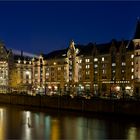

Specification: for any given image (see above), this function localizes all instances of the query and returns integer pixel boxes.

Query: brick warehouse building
[0,20,139,97]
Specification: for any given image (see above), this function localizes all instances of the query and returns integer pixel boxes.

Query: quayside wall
[0,94,139,115]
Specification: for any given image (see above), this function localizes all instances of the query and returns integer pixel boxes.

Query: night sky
[0,1,140,55]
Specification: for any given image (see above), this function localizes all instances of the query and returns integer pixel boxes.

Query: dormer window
[24,60,26,64]
[62,54,66,56]
[18,59,21,63]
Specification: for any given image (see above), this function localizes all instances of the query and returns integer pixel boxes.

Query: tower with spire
[67,40,79,94]
[133,18,140,94]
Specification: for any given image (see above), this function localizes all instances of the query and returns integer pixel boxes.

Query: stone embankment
[0,94,139,115]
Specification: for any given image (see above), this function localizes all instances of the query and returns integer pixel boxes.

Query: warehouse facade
[0,20,139,97]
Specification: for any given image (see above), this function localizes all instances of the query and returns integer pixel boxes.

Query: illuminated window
[25,71,30,75]
[78,74,82,80]
[131,75,134,79]
[24,60,26,64]
[94,64,98,68]
[85,59,90,63]
[102,64,106,68]
[112,63,116,66]
[69,60,72,65]
[62,54,66,56]
[112,70,115,73]
[94,71,98,74]
[131,54,134,59]
[86,65,90,69]
[94,58,98,62]
[79,59,82,63]
[18,59,21,63]
[102,57,104,61]
[122,70,124,73]
[86,71,90,75]
[79,65,82,69]
[122,62,126,66]
[131,68,134,72]
[131,62,134,65]
[54,62,56,65]
[46,72,49,76]
[69,71,72,75]
[58,67,61,70]
[103,70,106,74]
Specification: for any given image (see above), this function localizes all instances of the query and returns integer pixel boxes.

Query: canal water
[0,104,140,140]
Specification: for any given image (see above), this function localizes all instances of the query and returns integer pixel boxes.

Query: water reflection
[0,105,140,139]
[0,108,5,140]
[21,111,32,140]
[45,116,51,139]
[51,119,60,140]
[61,117,107,139]
[128,126,137,140]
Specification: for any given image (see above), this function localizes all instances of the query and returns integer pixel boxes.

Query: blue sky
[0,1,139,54]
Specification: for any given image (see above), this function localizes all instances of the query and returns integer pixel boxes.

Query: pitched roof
[134,19,140,39]
[126,40,134,51]
[12,49,36,62]
[13,54,33,63]
[42,39,134,60]
[96,42,111,54]
[75,43,94,56]
[42,49,68,60]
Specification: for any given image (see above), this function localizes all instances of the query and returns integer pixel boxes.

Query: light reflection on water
[0,108,5,140]
[0,105,140,139]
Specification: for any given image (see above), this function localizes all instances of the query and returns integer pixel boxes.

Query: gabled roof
[96,42,111,54]
[75,43,94,56]
[14,54,32,61]
[13,49,36,62]
[42,39,134,60]
[98,40,134,54]
[42,49,68,60]
[0,41,9,54]
[134,19,140,39]
[127,40,134,51]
